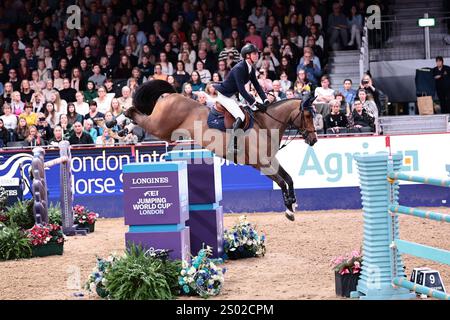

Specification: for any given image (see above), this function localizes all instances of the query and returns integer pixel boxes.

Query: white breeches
[215,92,245,121]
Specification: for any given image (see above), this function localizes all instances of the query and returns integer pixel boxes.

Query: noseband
[288,104,317,140]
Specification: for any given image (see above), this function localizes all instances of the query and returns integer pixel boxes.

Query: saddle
[207,105,254,132]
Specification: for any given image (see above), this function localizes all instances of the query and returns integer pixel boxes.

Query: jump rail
[352,153,450,300]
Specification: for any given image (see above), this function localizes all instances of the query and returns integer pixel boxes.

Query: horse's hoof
[285,210,295,221]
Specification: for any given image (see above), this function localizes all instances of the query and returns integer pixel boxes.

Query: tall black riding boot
[227,117,244,155]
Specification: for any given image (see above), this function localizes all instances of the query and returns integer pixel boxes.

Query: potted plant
[26,223,65,257]
[223,215,266,260]
[73,205,98,233]
[331,249,362,297]
[85,254,119,299]
[179,246,226,298]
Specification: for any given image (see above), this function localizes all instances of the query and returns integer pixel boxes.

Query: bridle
[259,99,317,150]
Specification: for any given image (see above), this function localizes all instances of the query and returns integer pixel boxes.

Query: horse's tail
[133,79,177,115]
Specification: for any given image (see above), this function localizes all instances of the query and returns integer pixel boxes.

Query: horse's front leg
[258,164,295,221]
[277,164,296,205]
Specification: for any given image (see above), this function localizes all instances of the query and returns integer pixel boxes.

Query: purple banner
[123,171,188,225]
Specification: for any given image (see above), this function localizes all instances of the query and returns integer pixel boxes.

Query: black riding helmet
[241,43,258,59]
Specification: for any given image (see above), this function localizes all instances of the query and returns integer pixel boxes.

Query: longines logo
[132,177,169,185]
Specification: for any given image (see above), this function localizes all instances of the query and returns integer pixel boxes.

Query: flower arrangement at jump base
[223,215,266,260]
[331,249,363,297]
[26,223,65,257]
[179,246,226,298]
[73,205,98,233]
[85,254,119,298]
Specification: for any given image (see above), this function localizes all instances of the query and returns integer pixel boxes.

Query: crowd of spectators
[0,0,389,148]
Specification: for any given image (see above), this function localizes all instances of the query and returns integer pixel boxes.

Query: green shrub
[5,200,35,229]
[0,226,32,260]
[105,245,181,300]
[48,202,62,226]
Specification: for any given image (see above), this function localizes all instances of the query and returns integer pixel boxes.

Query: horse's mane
[268,97,315,114]
[268,98,302,109]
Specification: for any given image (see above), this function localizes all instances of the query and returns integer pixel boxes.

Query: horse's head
[291,96,318,146]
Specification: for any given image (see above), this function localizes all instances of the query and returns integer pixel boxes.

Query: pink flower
[340,268,350,275]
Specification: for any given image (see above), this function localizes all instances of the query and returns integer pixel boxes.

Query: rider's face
[249,52,259,63]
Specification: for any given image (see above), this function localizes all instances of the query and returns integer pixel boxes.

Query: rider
[213,43,270,152]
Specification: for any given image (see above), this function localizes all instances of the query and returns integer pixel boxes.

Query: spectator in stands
[96,128,115,146]
[118,86,133,111]
[49,91,67,117]
[248,6,266,34]
[167,75,180,92]
[324,99,349,134]
[181,82,196,100]
[244,24,263,51]
[432,56,450,115]
[272,80,286,100]
[152,63,168,81]
[30,92,44,114]
[314,113,324,135]
[19,104,37,126]
[358,89,379,134]
[115,55,133,79]
[218,38,240,63]
[327,2,349,51]
[83,118,98,142]
[83,81,98,104]
[207,30,224,55]
[0,118,7,147]
[15,117,28,142]
[349,100,375,133]
[336,92,350,115]
[84,101,105,129]
[26,125,45,146]
[294,69,312,98]
[29,70,45,93]
[195,60,211,84]
[40,79,54,101]
[69,121,93,145]
[20,80,34,103]
[314,75,336,116]
[173,61,190,89]
[58,114,72,138]
[88,64,106,89]
[67,103,83,126]
[189,71,206,92]
[296,50,321,86]
[360,74,382,115]
[285,89,296,99]
[48,125,65,146]
[158,52,174,76]
[11,91,24,116]
[340,79,357,106]
[74,91,89,117]
[347,5,363,49]
[279,71,292,93]
[258,68,273,93]
[1,104,17,137]
[52,69,64,91]
[110,98,123,119]
[256,48,280,74]
[308,5,323,30]
[35,114,52,142]
[138,55,154,80]
[59,78,77,103]
[8,69,20,91]
[44,102,58,128]
[1,82,13,106]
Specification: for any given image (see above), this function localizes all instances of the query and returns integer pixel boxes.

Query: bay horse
[125,80,318,221]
